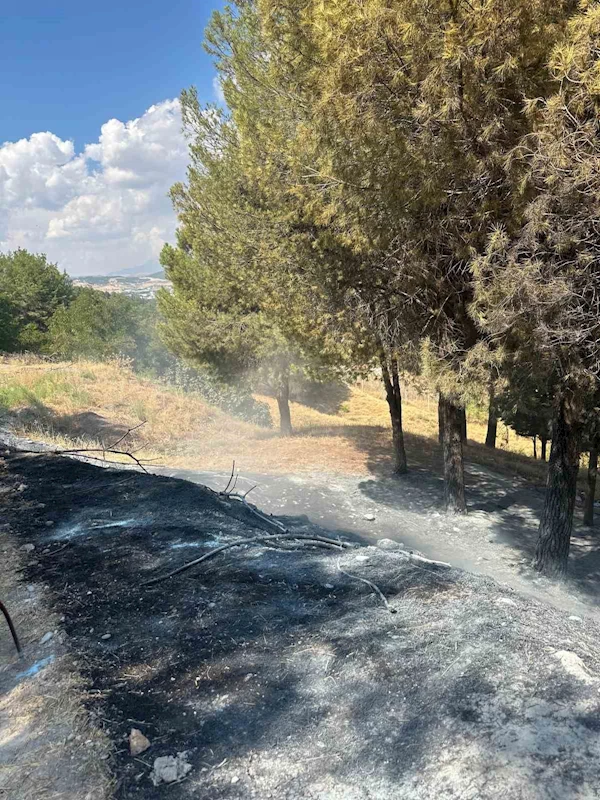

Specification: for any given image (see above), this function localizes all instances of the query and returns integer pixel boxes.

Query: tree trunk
[276,373,293,437]
[381,353,408,474]
[460,407,467,442]
[439,393,467,514]
[584,447,598,528]
[533,400,581,578]
[533,436,537,460]
[438,395,444,445]
[485,386,497,449]
[541,436,548,462]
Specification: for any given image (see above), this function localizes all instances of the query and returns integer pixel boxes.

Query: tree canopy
[0,249,73,351]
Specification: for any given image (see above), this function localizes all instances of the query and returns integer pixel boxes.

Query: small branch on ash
[0,599,22,654]
[142,532,351,587]
[207,461,287,534]
[337,560,396,614]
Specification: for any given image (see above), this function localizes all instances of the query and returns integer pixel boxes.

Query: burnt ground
[3,450,600,799]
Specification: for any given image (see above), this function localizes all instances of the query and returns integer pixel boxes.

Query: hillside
[0,357,554,487]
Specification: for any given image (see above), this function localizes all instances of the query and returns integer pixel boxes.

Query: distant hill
[107,261,161,278]
[149,269,165,279]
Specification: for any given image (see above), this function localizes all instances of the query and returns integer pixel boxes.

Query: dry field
[0,356,552,486]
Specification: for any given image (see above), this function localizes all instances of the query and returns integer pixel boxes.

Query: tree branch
[141,533,351,587]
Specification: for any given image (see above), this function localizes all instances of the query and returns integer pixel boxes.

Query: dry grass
[0,356,552,487]
[0,457,112,800]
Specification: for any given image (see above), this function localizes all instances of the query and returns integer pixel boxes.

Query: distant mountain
[149,269,165,279]
[107,261,161,278]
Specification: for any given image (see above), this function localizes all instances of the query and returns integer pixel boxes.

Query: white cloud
[0,99,188,275]
[212,75,226,104]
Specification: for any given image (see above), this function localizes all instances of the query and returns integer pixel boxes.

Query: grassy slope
[0,356,552,486]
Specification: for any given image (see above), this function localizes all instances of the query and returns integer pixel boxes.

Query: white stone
[377,539,403,552]
[150,753,192,785]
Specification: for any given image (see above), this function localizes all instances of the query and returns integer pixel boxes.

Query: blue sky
[0,1,225,275]
[2,1,222,149]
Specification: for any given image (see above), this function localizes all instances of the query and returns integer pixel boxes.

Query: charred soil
[3,450,600,799]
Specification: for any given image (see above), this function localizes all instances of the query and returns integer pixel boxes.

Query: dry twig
[0,599,22,654]
[14,423,151,473]
[141,532,350,587]
[337,560,397,614]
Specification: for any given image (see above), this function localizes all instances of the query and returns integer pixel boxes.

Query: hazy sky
[0,1,225,275]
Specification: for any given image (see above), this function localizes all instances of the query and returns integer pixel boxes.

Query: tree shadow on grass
[5,452,600,799]
[292,379,351,415]
[3,402,136,448]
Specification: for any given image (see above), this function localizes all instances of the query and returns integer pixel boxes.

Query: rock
[363,514,376,521]
[377,538,403,552]
[150,752,192,785]
[569,615,583,623]
[129,728,151,756]
[16,483,27,492]
[45,520,54,527]
[231,775,240,784]
[496,598,517,607]
[40,631,54,644]
[20,543,35,553]
[323,583,334,589]
[27,585,35,593]
[101,633,112,640]
[553,650,598,684]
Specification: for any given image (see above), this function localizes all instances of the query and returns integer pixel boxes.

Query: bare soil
[2,450,600,799]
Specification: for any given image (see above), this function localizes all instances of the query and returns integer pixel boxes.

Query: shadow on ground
[4,403,136,447]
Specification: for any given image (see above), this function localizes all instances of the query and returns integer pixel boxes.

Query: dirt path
[161,462,600,622]
[5,424,598,618]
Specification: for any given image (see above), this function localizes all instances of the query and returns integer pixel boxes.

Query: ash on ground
[3,451,600,800]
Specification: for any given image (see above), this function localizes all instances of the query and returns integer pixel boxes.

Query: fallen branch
[405,552,451,569]
[13,423,151,473]
[337,560,397,614]
[196,462,288,535]
[142,532,351,587]
[0,599,22,654]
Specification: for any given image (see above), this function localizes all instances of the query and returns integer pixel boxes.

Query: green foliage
[0,296,19,352]
[48,288,140,359]
[241,0,576,398]
[0,375,91,411]
[473,3,600,421]
[162,361,272,427]
[0,249,73,352]
[47,289,170,374]
[159,81,367,430]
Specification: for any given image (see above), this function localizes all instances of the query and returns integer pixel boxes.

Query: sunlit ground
[0,356,558,488]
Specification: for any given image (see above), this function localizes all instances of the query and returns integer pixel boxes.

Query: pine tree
[253,0,575,512]
[159,86,362,436]
[474,4,600,576]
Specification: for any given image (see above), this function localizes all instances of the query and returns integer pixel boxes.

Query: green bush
[162,362,272,427]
